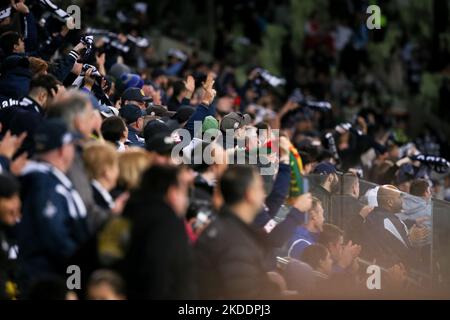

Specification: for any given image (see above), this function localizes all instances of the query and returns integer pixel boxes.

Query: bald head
[377,185,403,213]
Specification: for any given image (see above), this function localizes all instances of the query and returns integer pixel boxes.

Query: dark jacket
[286,226,319,260]
[91,181,115,211]
[0,156,10,173]
[0,55,32,105]
[348,206,414,268]
[124,195,196,299]
[18,162,89,285]
[167,96,191,112]
[194,206,281,299]
[48,50,79,82]
[185,103,216,138]
[126,126,145,148]
[253,163,306,249]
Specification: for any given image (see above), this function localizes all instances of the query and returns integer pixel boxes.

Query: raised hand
[83,67,96,90]
[184,75,196,99]
[338,241,358,269]
[12,0,29,14]
[0,131,27,159]
[201,73,216,106]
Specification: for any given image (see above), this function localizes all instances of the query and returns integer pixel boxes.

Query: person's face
[135,117,144,131]
[328,173,340,193]
[389,146,400,160]
[14,38,25,53]
[121,126,129,142]
[0,195,21,226]
[319,251,334,276]
[132,100,147,110]
[311,203,325,232]
[424,185,432,201]
[75,104,96,139]
[389,191,403,213]
[303,163,315,175]
[211,146,228,178]
[328,235,344,263]
[37,90,49,107]
[88,283,124,300]
[0,17,11,26]
[104,162,120,190]
[61,143,75,171]
[167,171,190,217]
[247,173,265,215]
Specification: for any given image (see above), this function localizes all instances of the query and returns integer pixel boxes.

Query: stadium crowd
[0,0,450,299]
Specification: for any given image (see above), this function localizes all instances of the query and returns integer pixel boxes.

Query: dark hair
[298,151,313,166]
[29,74,60,97]
[410,179,430,197]
[101,116,127,143]
[138,165,181,197]
[0,174,20,198]
[220,165,257,205]
[172,80,186,98]
[0,31,21,56]
[317,223,344,247]
[88,269,125,296]
[255,122,270,131]
[301,244,329,270]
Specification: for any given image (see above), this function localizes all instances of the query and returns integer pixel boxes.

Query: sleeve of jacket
[0,156,10,173]
[265,163,290,216]
[23,12,38,53]
[264,207,306,248]
[185,103,211,137]
[288,237,311,260]
[48,50,79,82]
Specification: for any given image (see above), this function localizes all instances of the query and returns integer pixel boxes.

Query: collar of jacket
[20,95,43,114]
[92,179,115,209]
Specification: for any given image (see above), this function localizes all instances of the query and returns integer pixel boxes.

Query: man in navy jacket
[18,119,89,288]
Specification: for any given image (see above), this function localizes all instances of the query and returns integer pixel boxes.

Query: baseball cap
[119,104,145,125]
[202,116,219,139]
[143,119,171,142]
[120,73,144,89]
[108,63,131,80]
[220,112,251,131]
[202,116,219,132]
[313,162,338,175]
[146,105,175,118]
[172,106,195,124]
[121,87,152,103]
[145,132,175,155]
[34,119,79,154]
